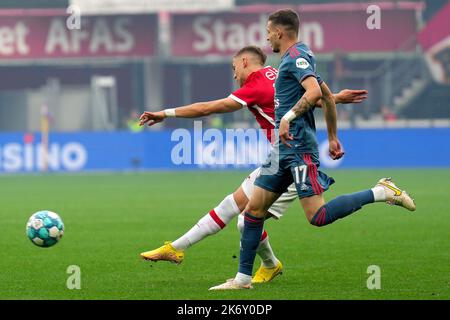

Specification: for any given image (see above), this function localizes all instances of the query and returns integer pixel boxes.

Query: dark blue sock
[310,190,374,227]
[238,212,264,276]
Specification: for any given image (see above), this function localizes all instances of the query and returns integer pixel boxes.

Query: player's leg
[170,178,281,257]
[210,156,293,290]
[140,168,272,264]
[140,187,246,264]
[305,181,415,227]
[233,186,281,288]
[297,154,415,227]
[236,168,289,282]
[240,183,296,283]
[301,191,375,226]
[169,188,246,250]
[237,213,282,283]
[171,168,263,251]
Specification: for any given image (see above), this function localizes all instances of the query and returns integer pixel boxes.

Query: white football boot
[376,178,416,211]
[209,278,252,291]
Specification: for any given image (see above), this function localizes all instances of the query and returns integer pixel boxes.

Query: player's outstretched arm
[139,98,243,126]
[334,89,368,104]
[315,89,368,108]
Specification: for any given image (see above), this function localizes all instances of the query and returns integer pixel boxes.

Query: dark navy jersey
[274,42,322,155]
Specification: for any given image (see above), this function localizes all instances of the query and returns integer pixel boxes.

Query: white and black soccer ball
[26,210,64,247]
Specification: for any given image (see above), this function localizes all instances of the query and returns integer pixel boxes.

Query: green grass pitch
[0,169,449,300]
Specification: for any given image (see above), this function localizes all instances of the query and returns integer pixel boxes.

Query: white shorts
[241,167,298,219]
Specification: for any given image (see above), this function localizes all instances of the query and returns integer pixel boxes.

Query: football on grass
[26,210,64,247]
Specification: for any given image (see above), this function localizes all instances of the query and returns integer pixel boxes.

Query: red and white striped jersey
[229,66,277,143]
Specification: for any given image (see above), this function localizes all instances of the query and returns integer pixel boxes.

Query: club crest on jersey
[296,58,310,69]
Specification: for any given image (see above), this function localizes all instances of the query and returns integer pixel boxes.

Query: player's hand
[279,119,294,148]
[329,138,345,160]
[139,111,165,126]
[337,89,368,104]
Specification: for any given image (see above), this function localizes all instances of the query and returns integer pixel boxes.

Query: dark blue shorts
[254,152,335,199]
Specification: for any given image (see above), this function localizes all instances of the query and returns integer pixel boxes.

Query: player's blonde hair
[234,46,267,66]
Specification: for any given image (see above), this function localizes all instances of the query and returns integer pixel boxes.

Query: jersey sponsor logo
[265,67,278,81]
[296,58,310,69]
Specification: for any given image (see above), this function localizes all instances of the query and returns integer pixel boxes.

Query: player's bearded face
[266,22,280,53]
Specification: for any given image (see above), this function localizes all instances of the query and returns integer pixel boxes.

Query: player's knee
[232,189,249,212]
[301,200,325,225]
[308,206,327,227]
[244,203,265,218]
[304,208,320,226]
[309,218,325,227]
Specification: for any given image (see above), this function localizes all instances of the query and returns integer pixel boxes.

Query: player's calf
[171,193,242,250]
[307,178,415,227]
[308,190,375,227]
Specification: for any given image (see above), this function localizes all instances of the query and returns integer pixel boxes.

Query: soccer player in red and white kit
[139,46,367,283]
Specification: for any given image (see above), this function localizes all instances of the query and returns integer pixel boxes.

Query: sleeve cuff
[229,94,248,107]
[298,73,317,84]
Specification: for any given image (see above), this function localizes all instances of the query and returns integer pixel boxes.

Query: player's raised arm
[319,81,344,160]
[139,98,243,126]
[279,76,322,147]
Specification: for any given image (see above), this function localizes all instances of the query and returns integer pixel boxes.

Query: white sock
[257,234,279,268]
[237,214,279,268]
[235,272,252,286]
[214,194,241,225]
[172,194,241,250]
[172,214,221,250]
[371,186,386,202]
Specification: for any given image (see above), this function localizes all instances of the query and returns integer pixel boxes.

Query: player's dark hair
[268,9,300,36]
[234,46,267,65]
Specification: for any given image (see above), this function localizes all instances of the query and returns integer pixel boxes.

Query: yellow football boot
[252,260,283,284]
[140,241,184,264]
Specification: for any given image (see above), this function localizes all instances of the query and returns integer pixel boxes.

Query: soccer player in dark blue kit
[210,9,416,290]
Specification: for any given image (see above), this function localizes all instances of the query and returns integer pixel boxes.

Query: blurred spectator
[126,110,144,133]
[208,116,225,129]
[381,106,398,122]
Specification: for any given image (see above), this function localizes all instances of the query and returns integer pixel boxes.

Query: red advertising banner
[0,11,157,60]
[171,6,419,56]
[418,2,450,84]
